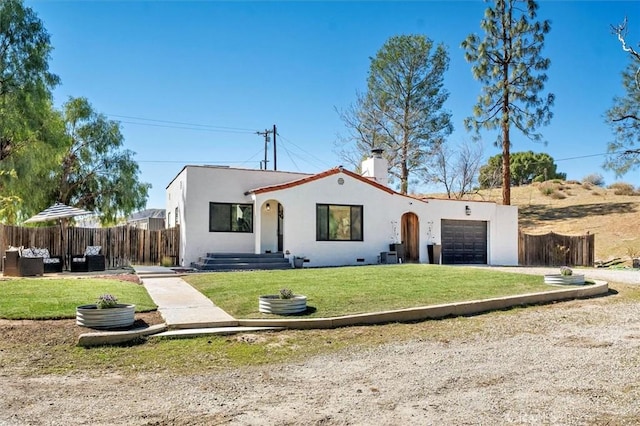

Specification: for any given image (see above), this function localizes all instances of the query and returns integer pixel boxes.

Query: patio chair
[70,246,106,272]
[3,248,44,277]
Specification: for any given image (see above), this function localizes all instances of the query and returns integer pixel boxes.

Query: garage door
[441,220,487,265]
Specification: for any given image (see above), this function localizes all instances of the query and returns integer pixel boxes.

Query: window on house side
[209,203,253,233]
[316,204,363,241]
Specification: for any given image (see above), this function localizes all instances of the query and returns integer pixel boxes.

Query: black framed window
[316,204,363,241]
[209,203,253,233]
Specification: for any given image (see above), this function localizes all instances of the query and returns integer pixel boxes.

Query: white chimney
[361,148,388,186]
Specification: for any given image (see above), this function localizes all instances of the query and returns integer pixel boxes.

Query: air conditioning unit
[380,251,397,264]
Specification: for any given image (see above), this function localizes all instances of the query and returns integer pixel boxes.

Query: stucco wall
[166,166,310,266]
[166,166,519,268]
[253,172,411,267]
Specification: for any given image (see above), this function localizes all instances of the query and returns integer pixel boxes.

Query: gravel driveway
[2,276,640,425]
[473,265,640,285]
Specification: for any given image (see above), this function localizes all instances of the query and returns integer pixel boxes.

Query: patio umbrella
[24,202,94,269]
[24,202,93,224]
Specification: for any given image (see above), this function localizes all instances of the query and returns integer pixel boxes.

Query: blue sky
[28,0,640,209]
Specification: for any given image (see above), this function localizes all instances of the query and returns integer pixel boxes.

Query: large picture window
[209,203,253,233]
[316,204,363,241]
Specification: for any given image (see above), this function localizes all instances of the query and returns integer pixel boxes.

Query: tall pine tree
[462,0,554,205]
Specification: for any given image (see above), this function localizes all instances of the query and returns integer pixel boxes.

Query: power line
[116,120,256,134]
[106,113,256,133]
[276,133,335,169]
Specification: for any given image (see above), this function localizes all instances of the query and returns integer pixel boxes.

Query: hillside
[446,181,640,263]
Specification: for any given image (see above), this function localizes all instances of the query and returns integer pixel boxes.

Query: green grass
[184,264,551,318]
[0,278,157,320]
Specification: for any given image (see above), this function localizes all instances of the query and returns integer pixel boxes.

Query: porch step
[191,252,292,272]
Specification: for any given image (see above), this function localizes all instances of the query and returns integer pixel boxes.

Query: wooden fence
[0,224,180,269]
[519,230,594,267]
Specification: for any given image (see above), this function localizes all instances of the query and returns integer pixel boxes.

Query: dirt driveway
[2,281,640,425]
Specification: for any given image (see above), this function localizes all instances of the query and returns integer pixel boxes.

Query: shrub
[626,245,640,259]
[539,182,556,196]
[582,173,605,187]
[608,182,638,196]
[160,256,174,267]
[279,288,294,299]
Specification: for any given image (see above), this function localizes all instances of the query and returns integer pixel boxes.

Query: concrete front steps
[191,252,292,271]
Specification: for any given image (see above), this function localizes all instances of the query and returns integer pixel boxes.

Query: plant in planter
[279,288,294,299]
[96,293,119,309]
[259,288,307,314]
[544,266,585,285]
[76,294,136,329]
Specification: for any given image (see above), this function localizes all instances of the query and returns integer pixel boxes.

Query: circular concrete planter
[76,304,136,329]
[544,274,586,285]
[258,295,307,314]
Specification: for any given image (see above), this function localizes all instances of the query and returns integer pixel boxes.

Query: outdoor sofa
[3,247,63,276]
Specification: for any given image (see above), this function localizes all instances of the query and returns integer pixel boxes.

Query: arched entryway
[401,212,419,262]
[260,200,284,253]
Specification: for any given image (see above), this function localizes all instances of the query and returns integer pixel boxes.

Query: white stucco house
[166,151,518,269]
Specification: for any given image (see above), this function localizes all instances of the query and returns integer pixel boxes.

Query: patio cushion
[21,248,35,258]
[32,248,50,258]
[43,257,61,264]
[85,246,101,256]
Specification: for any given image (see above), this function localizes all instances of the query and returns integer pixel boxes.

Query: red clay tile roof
[247,166,398,195]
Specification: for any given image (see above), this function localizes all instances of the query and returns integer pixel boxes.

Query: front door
[401,212,419,262]
[277,203,284,252]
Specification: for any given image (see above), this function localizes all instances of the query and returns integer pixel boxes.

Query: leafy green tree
[339,34,452,194]
[0,0,60,160]
[0,105,67,222]
[478,151,565,188]
[462,0,554,205]
[54,97,150,224]
[605,18,640,175]
[0,0,61,223]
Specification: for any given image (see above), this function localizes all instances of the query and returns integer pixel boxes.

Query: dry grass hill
[442,180,640,264]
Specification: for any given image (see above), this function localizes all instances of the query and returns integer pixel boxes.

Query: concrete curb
[237,281,610,329]
[151,326,285,339]
[77,281,608,345]
[77,323,168,347]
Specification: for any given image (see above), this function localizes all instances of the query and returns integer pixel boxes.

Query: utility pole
[256,125,278,170]
[256,129,271,170]
[272,124,277,171]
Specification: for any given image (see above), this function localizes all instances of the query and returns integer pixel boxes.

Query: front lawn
[0,278,157,320]
[185,264,550,318]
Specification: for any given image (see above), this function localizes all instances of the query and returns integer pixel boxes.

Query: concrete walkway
[134,265,239,329]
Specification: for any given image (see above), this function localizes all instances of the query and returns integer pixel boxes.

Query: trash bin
[428,244,441,264]
[389,243,404,263]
